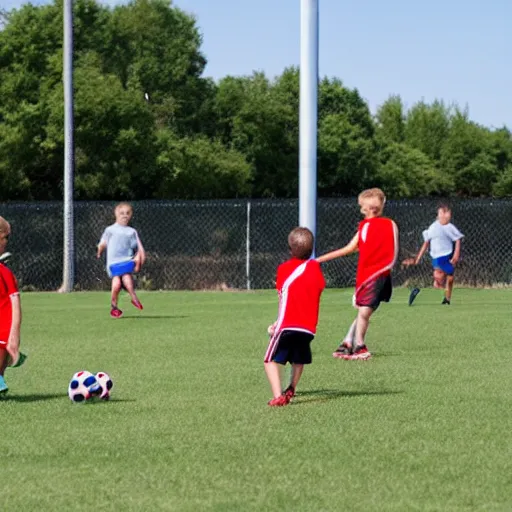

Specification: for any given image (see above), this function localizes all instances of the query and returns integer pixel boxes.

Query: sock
[0,375,7,389]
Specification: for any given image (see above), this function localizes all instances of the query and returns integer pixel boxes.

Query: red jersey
[356,217,398,290]
[274,258,325,334]
[0,262,19,342]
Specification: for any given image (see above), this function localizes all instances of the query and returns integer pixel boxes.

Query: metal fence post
[246,200,251,290]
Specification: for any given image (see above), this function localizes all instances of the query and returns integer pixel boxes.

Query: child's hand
[402,258,416,267]
[450,255,459,265]
[6,342,19,367]
[134,253,142,273]
[267,323,276,336]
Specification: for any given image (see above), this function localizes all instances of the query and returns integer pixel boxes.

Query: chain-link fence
[1,198,511,291]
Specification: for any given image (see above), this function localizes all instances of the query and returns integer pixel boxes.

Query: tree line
[1,0,511,202]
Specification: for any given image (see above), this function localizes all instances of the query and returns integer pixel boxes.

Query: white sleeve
[447,224,464,241]
[100,227,111,245]
[422,228,431,242]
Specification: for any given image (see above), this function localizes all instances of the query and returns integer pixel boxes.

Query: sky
[2,0,512,128]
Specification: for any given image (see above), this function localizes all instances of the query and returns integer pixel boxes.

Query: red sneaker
[268,394,290,407]
[110,306,123,319]
[131,299,143,310]
[333,342,352,359]
[283,385,295,401]
[342,344,371,360]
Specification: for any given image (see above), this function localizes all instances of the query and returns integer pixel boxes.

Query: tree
[375,95,405,144]
[376,143,453,198]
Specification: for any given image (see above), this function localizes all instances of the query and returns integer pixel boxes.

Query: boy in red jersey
[264,227,325,407]
[317,188,398,360]
[0,217,25,395]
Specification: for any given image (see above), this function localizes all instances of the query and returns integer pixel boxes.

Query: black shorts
[271,330,314,365]
[355,274,392,310]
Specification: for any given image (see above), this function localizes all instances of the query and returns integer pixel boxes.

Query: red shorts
[355,274,392,310]
[0,325,10,348]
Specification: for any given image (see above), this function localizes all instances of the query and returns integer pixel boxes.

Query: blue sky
[3,0,512,128]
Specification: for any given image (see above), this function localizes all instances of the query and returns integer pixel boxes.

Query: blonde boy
[97,203,146,318]
[317,188,398,360]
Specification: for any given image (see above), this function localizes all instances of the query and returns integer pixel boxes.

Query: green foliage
[376,143,452,198]
[1,0,511,200]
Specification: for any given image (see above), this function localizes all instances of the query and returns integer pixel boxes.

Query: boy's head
[115,202,133,226]
[358,188,386,218]
[288,227,314,260]
[437,203,452,225]
[0,216,11,254]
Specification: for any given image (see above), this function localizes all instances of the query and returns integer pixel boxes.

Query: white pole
[246,200,251,290]
[60,0,75,292]
[299,0,319,255]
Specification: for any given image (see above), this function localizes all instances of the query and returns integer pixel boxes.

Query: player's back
[356,217,398,287]
[276,258,325,333]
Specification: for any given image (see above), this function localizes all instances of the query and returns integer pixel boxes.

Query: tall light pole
[299,0,319,253]
[60,0,75,292]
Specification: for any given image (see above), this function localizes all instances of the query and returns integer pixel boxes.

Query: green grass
[2,288,512,511]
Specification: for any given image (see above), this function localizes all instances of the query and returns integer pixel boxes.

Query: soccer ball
[95,371,113,400]
[68,371,101,403]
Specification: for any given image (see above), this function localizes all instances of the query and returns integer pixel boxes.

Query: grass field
[2,288,512,511]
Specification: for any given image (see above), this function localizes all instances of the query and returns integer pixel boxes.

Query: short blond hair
[115,202,132,213]
[0,216,10,235]
[288,227,314,260]
[358,188,386,216]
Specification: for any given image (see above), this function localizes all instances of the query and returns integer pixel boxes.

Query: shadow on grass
[296,388,403,404]
[0,393,66,403]
[122,315,188,320]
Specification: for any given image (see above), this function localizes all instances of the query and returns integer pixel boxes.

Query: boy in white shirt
[403,204,463,305]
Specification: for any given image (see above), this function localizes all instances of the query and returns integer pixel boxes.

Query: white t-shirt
[422,221,464,259]
[100,223,139,269]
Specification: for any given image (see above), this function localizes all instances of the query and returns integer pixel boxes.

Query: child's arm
[134,235,146,272]
[6,294,21,364]
[316,233,359,263]
[403,241,429,266]
[96,240,107,259]
[450,239,461,265]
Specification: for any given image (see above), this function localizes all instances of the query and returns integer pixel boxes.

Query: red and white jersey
[356,217,398,290]
[274,258,326,334]
[0,262,19,341]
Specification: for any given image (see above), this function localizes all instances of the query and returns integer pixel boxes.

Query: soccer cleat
[333,342,352,358]
[268,394,291,407]
[342,344,372,361]
[9,352,27,368]
[0,375,8,396]
[131,299,143,310]
[110,306,123,318]
[283,385,295,401]
[408,287,420,306]
[442,297,451,305]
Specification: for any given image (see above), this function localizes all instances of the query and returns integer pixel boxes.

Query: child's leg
[333,317,357,357]
[0,349,8,392]
[264,362,283,399]
[111,276,122,306]
[121,274,143,308]
[289,363,304,390]
[433,269,446,289]
[445,275,454,302]
[355,306,374,348]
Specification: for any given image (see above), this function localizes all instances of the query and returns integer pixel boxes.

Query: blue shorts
[432,255,454,275]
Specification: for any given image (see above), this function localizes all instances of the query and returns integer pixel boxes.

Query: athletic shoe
[131,299,143,310]
[408,287,420,306]
[333,342,352,359]
[442,297,451,305]
[283,385,295,401]
[9,352,27,368]
[268,394,290,407]
[110,306,123,319]
[342,344,372,361]
[0,375,8,396]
